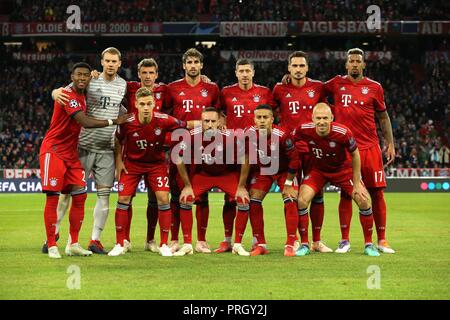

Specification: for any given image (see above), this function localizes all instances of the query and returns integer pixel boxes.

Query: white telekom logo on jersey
[288,101,300,114]
[183,100,194,112]
[341,94,352,107]
[234,105,245,117]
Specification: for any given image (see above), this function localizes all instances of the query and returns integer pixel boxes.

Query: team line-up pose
[41,47,395,258]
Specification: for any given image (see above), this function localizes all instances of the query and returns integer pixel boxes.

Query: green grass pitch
[0,192,449,300]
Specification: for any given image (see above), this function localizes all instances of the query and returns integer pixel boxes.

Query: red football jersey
[324,75,386,150]
[273,78,325,134]
[187,128,239,176]
[116,111,187,164]
[293,122,357,172]
[40,86,86,162]
[167,78,220,121]
[126,81,168,114]
[221,83,275,130]
[246,125,299,174]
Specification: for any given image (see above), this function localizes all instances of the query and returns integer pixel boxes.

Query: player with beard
[323,48,395,254]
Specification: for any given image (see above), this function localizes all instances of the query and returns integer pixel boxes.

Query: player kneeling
[293,103,379,257]
[174,108,250,256]
[108,87,198,257]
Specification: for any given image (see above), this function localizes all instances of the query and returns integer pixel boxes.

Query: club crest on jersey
[118,183,124,192]
[118,88,124,96]
[49,178,58,187]
[154,127,161,136]
[155,92,161,100]
[200,89,208,98]
[361,87,369,95]
[253,95,261,103]
[179,141,187,150]
[69,99,79,108]
[329,141,336,148]
[307,89,315,98]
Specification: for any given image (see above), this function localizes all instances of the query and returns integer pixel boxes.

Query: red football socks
[44,193,59,247]
[369,188,387,241]
[69,191,87,244]
[284,198,298,247]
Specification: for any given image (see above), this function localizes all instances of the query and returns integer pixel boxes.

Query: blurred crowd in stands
[0,38,448,170]
[8,0,449,22]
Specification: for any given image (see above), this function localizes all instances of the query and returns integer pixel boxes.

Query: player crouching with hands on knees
[109,87,200,257]
[293,103,379,257]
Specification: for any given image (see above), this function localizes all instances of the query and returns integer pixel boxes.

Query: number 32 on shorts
[157,176,169,187]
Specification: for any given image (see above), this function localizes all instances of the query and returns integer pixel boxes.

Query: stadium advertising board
[287,21,450,35]
[163,22,219,35]
[220,50,393,62]
[7,22,162,36]
[220,22,288,37]
[1,178,448,193]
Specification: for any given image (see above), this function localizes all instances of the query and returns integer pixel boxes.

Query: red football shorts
[190,171,240,202]
[301,167,354,197]
[250,171,299,193]
[118,161,169,196]
[39,152,86,192]
[360,144,386,188]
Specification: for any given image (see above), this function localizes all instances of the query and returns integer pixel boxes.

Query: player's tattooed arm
[376,110,395,166]
[114,136,128,180]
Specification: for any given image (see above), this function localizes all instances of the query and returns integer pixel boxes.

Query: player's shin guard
[125,198,133,242]
[249,199,266,245]
[115,202,130,246]
[359,207,374,245]
[69,189,87,245]
[196,200,209,242]
[92,188,110,241]
[170,197,180,241]
[44,192,60,247]
[298,208,310,245]
[179,203,193,244]
[310,194,324,242]
[369,188,387,242]
[234,202,250,244]
[284,198,298,247]
[158,204,172,246]
[222,199,236,239]
[339,192,353,241]
[146,200,158,242]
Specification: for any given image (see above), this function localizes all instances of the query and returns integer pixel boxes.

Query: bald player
[293,103,379,257]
